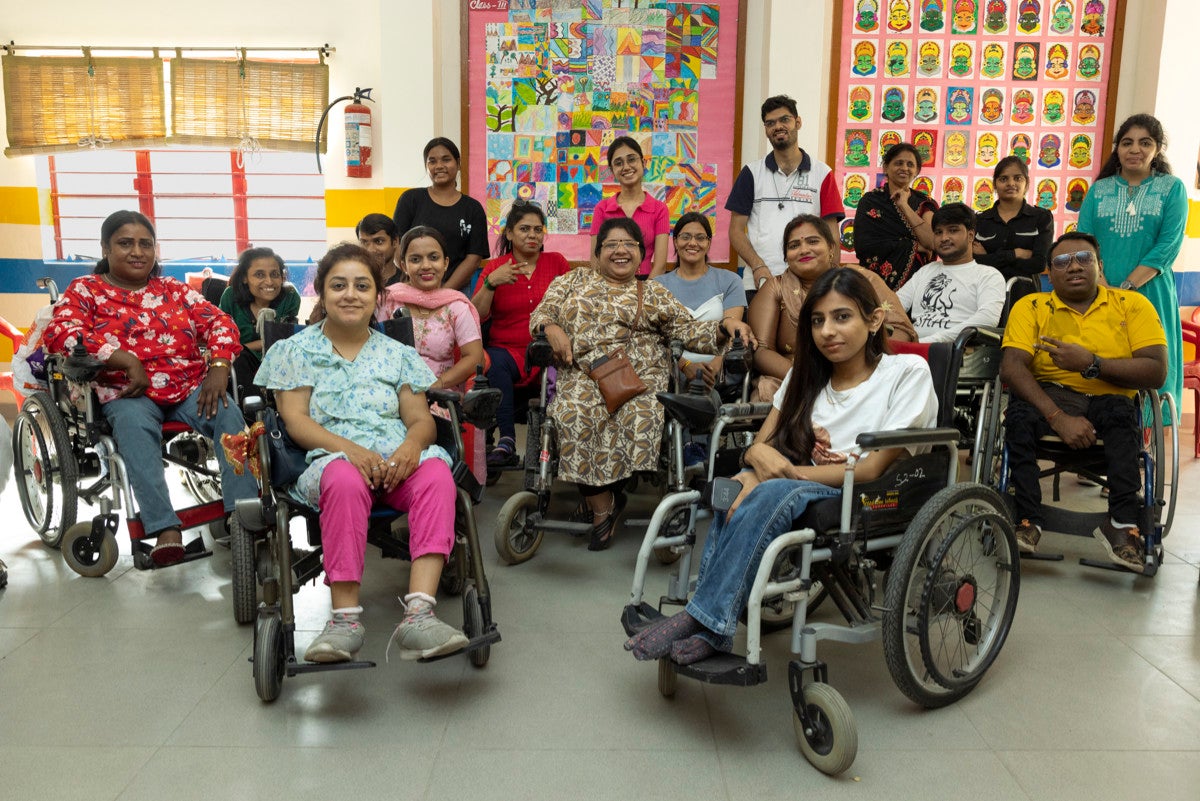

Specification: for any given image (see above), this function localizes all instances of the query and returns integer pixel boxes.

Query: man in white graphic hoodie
[897,202,1006,342]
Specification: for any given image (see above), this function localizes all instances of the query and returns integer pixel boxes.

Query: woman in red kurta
[472,200,571,468]
[43,210,258,565]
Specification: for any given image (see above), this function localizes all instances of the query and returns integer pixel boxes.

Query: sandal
[587,491,627,552]
[150,529,186,567]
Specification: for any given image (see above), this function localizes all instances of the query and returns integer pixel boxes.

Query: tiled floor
[1,418,1198,800]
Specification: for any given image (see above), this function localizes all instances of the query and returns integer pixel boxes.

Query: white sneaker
[386,600,468,662]
[304,615,365,663]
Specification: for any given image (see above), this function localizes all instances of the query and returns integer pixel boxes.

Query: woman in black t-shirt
[974,156,1053,299]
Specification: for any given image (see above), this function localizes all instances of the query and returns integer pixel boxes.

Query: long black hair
[228,247,288,309]
[94,210,162,277]
[1097,113,1173,181]
[770,269,888,464]
[496,199,547,257]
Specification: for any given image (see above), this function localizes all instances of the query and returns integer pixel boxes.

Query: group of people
[32,98,1188,672]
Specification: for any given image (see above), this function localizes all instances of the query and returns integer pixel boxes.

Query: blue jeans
[485,345,521,440]
[102,385,259,535]
[686,477,841,650]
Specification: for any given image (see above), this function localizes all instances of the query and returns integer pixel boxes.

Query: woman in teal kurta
[1077,114,1188,407]
[217,246,302,395]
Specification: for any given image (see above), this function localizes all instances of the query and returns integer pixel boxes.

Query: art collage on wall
[834,0,1117,252]
[467,0,741,262]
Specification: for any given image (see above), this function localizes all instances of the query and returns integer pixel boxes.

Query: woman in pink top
[378,227,487,484]
[590,136,670,278]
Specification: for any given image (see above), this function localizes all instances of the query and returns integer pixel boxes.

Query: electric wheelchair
[234,319,502,702]
[11,279,231,577]
[492,325,753,565]
[621,328,1020,775]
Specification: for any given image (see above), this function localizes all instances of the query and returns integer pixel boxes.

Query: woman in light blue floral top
[256,243,467,665]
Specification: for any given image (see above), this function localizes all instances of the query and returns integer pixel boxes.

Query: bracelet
[1046,408,1064,424]
[483,276,496,291]
[209,358,231,370]
[679,358,693,370]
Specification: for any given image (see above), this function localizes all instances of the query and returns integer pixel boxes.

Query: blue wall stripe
[0,258,320,296]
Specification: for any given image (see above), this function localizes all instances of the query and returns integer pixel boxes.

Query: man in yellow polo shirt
[1000,232,1167,572]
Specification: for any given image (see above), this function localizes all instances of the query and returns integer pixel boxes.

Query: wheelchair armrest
[717,401,774,420]
[970,326,1004,345]
[242,395,265,415]
[855,427,962,451]
[427,388,463,407]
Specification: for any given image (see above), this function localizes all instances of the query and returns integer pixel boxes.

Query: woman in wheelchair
[625,269,938,664]
[256,243,468,664]
[42,210,259,566]
[529,218,757,551]
[217,246,301,397]
[748,214,916,401]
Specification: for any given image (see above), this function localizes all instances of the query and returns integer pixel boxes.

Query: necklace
[772,166,800,211]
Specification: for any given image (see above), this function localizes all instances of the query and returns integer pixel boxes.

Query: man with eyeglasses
[725,95,844,292]
[999,232,1168,572]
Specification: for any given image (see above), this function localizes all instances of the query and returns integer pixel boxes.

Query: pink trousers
[317,457,456,584]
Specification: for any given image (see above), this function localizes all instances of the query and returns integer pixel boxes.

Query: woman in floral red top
[43,210,259,566]
[471,200,571,469]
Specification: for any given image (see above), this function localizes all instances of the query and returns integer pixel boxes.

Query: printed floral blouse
[43,274,241,404]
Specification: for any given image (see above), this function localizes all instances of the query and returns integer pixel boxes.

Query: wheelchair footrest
[621,602,664,638]
[417,628,501,663]
[1079,557,1148,576]
[672,653,768,687]
[286,658,376,676]
[1019,551,1065,562]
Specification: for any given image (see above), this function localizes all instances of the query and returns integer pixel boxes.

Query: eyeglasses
[601,240,639,252]
[1048,250,1096,270]
[676,233,710,244]
[763,114,795,129]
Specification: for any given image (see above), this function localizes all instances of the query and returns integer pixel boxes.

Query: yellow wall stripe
[0,186,41,225]
[324,187,409,229]
[1188,200,1200,240]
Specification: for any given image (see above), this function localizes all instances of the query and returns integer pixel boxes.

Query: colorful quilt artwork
[467,0,741,261]
[833,0,1118,251]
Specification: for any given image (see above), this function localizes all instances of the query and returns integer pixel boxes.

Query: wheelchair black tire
[882,483,1019,709]
[253,613,285,702]
[793,681,858,776]
[495,491,542,564]
[12,391,78,548]
[231,515,256,625]
[462,585,490,668]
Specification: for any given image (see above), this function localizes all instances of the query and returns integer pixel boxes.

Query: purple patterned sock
[625,611,704,661]
[670,635,718,665]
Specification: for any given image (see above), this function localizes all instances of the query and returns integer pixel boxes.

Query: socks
[401,592,437,621]
[670,635,718,665]
[624,611,705,661]
[331,605,363,623]
[1110,518,1136,531]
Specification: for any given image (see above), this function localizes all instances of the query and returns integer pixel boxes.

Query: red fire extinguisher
[315,87,374,178]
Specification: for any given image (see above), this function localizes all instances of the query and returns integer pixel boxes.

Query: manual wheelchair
[492,325,753,565]
[11,279,230,577]
[621,328,1021,775]
[233,319,502,702]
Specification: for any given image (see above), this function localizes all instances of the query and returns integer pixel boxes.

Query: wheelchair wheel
[882,484,1019,709]
[62,520,119,578]
[1143,391,1178,540]
[230,515,256,625]
[657,657,677,698]
[793,682,857,776]
[166,431,222,506]
[462,585,490,668]
[12,391,78,548]
[253,612,285,702]
[495,491,542,564]
[653,507,689,565]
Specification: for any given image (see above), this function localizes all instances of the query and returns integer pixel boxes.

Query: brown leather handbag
[587,280,648,414]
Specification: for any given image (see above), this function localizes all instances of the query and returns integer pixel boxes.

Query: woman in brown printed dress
[529,218,756,550]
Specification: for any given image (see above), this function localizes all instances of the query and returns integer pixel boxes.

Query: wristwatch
[1080,355,1101,380]
[1118,279,1137,291]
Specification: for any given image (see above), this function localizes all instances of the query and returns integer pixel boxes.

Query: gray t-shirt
[655,267,747,313]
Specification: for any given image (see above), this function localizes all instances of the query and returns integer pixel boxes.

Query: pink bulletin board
[462,0,746,265]
[827,0,1126,257]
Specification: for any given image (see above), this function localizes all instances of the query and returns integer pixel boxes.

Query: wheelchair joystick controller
[62,342,105,383]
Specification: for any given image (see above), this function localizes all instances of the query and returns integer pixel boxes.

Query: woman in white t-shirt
[626,268,938,665]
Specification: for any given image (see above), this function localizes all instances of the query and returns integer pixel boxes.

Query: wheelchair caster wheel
[793,682,857,776]
[495,491,542,565]
[657,657,677,697]
[62,521,118,578]
[253,613,285,702]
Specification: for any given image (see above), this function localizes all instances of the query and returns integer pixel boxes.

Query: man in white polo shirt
[725,94,844,291]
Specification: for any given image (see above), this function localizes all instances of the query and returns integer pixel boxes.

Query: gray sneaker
[304,615,365,663]
[386,603,469,662]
